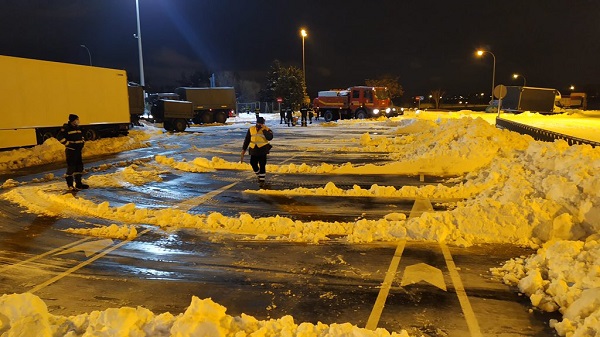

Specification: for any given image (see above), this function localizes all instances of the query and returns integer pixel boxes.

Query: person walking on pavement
[241,117,273,188]
[56,114,89,190]
[308,105,314,124]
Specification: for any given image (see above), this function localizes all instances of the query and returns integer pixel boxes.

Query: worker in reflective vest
[241,117,273,188]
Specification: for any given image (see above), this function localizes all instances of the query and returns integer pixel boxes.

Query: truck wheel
[323,110,334,122]
[164,121,174,131]
[355,110,368,119]
[39,130,56,143]
[84,128,98,141]
[174,119,187,132]
[201,112,214,124]
[215,112,227,123]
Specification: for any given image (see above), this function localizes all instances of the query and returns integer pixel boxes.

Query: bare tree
[365,75,404,98]
[430,89,445,109]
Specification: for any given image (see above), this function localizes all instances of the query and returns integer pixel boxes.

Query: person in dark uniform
[254,107,261,121]
[300,105,308,126]
[241,117,273,188]
[308,105,314,124]
[56,114,89,190]
[279,107,286,124]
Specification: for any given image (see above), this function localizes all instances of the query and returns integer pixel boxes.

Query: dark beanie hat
[69,114,79,122]
[256,117,265,124]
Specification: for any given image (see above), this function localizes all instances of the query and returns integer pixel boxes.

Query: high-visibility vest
[249,126,269,148]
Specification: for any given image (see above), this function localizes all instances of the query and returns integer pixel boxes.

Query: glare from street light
[301,29,307,37]
[570,85,575,90]
[476,50,484,56]
[513,74,518,79]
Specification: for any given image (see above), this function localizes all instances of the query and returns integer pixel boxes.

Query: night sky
[1,0,599,99]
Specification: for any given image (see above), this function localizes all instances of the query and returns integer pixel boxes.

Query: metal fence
[495,117,600,147]
[236,102,283,114]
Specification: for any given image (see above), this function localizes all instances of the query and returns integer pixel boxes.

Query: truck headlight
[385,108,391,113]
[373,109,380,114]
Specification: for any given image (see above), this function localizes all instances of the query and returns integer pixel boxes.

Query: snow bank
[0,293,409,337]
[0,130,153,172]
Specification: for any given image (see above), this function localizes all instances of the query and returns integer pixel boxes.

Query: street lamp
[300,28,307,87]
[134,0,145,87]
[512,73,526,86]
[476,49,496,101]
[80,44,92,66]
[570,85,575,91]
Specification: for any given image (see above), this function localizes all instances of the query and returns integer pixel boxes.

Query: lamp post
[476,50,496,101]
[513,73,526,86]
[134,0,145,87]
[80,44,92,66]
[300,28,307,87]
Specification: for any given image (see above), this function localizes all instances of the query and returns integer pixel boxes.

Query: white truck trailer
[0,55,131,149]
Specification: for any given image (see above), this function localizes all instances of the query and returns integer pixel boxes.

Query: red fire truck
[312,86,398,121]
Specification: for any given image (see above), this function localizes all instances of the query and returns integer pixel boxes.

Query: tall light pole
[80,44,92,66]
[134,0,145,87]
[476,50,496,101]
[513,73,526,86]
[300,28,307,88]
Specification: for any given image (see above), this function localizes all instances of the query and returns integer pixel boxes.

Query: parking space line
[365,240,406,330]
[0,237,92,273]
[440,242,483,337]
[175,182,238,211]
[29,228,151,294]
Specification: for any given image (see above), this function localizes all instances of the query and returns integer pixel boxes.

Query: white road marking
[440,242,483,337]
[401,262,447,291]
[175,182,238,211]
[54,239,114,257]
[30,228,152,294]
[0,237,92,273]
[365,240,406,330]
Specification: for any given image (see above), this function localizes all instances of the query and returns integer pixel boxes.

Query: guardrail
[496,117,600,147]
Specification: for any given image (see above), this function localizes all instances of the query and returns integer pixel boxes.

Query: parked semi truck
[0,55,131,149]
[312,86,397,122]
[174,87,236,124]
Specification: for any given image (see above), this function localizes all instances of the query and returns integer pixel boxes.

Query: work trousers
[250,154,267,183]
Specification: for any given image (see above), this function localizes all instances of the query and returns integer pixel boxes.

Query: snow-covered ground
[1,110,600,336]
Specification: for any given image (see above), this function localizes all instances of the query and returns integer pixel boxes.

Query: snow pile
[492,239,600,336]
[0,293,409,337]
[63,224,138,240]
[0,130,152,172]
[85,164,164,188]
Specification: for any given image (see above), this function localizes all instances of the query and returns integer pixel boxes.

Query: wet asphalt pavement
[0,117,559,336]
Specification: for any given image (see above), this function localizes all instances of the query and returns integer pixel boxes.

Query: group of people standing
[279,106,316,127]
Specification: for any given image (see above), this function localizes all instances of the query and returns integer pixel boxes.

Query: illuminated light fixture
[476,49,496,101]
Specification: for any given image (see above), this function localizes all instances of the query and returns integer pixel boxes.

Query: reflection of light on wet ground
[126,233,199,258]
[118,265,179,280]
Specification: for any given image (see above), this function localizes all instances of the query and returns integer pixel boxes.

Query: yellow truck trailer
[0,55,131,149]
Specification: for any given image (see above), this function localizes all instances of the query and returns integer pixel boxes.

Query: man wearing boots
[240,117,273,188]
[56,114,89,190]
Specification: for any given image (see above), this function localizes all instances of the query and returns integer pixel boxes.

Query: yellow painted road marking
[30,228,151,294]
[0,237,92,273]
[440,242,483,337]
[365,240,405,330]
